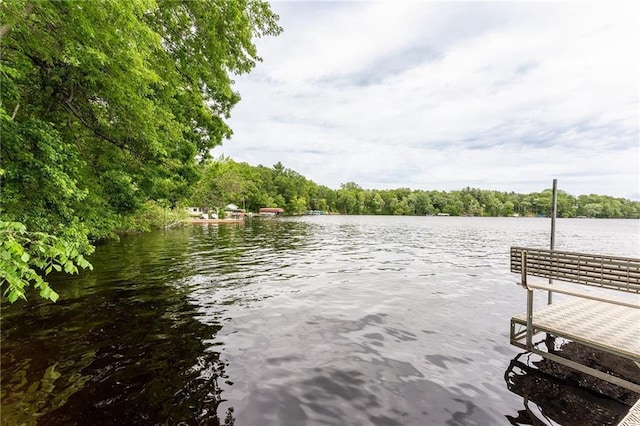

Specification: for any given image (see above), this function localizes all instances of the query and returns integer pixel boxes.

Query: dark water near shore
[2,217,639,425]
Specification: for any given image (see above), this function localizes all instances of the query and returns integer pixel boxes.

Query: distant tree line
[189,159,640,219]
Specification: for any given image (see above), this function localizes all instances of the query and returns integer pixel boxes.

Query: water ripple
[1,217,637,425]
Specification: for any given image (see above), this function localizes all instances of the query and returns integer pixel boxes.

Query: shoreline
[187,218,245,224]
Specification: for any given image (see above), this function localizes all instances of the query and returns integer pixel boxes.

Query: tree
[336,189,357,214]
[414,192,433,215]
[368,192,385,214]
[0,0,281,302]
[500,201,515,216]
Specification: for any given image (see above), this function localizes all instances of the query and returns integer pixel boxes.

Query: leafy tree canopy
[1,0,281,302]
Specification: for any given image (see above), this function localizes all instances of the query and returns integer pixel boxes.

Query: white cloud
[215,1,640,199]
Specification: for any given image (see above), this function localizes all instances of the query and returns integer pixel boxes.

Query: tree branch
[61,99,139,157]
[11,103,20,120]
[61,99,174,169]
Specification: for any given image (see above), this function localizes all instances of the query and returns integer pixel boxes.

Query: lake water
[1,216,639,425]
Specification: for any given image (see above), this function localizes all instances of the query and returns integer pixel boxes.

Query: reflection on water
[1,217,638,425]
[1,229,236,425]
[504,342,639,425]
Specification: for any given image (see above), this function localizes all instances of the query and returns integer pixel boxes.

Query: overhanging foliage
[0,0,281,302]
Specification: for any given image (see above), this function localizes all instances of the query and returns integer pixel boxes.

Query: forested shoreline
[188,158,640,219]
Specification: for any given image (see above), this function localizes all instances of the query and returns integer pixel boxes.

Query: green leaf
[78,258,88,269]
[21,252,30,262]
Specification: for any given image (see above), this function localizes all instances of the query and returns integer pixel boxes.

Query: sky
[213,1,640,200]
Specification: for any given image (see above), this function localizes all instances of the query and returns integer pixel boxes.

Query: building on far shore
[225,204,246,219]
[259,207,284,218]
[186,207,219,219]
[186,207,204,217]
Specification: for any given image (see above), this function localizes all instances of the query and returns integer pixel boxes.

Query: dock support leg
[526,289,533,350]
[545,333,556,354]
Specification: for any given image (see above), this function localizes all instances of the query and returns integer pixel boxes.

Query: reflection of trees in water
[1,230,237,425]
[504,341,640,425]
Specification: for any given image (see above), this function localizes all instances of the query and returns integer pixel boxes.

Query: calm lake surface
[2,216,639,425]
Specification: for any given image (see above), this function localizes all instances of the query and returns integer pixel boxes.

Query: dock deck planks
[618,398,640,426]
[511,298,640,361]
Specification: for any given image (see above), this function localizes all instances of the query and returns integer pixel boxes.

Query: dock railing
[509,246,640,393]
